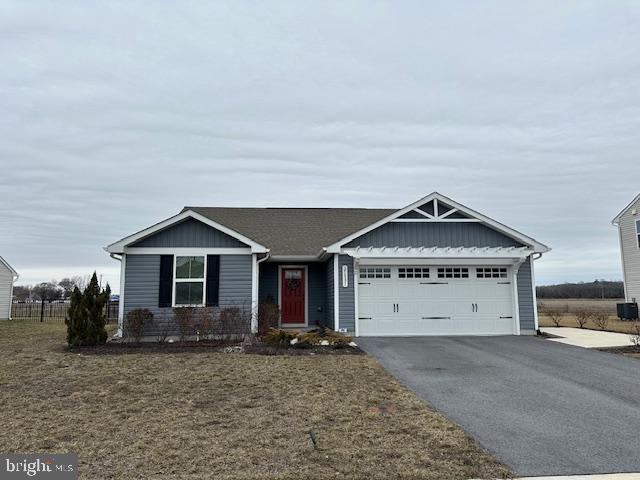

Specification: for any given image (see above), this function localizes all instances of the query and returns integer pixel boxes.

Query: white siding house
[613,193,640,303]
[0,257,19,320]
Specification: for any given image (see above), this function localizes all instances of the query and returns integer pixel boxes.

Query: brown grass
[537,298,622,315]
[0,322,510,480]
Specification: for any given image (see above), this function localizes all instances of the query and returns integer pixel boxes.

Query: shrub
[195,307,215,340]
[575,310,592,329]
[263,328,298,346]
[125,308,154,343]
[258,297,280,336]
[65,272,111,347]
[630,323,640,347]
[295,332,321,348]
[593,313,609,331]
[219,306,251,341]
[547,311,563,328]
[173,307,196,341]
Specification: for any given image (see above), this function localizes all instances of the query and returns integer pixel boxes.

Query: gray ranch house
[106,192,549,337]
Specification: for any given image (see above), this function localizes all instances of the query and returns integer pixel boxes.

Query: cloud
[1,0,639,289]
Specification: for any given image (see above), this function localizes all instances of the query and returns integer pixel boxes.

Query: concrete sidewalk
[540,327,634,348]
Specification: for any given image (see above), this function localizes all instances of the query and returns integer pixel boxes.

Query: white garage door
[358,265,515,336]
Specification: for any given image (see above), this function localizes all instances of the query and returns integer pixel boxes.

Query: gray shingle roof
[184,207,395,256]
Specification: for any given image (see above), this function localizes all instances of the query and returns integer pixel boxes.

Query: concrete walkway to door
[358,336,640,477]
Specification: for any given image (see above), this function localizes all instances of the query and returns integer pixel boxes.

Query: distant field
[537,298,638,334]
[537,298,623,315]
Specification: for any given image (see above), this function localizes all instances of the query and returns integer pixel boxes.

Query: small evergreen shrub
[65,272,111,347]
[125,308,154,343]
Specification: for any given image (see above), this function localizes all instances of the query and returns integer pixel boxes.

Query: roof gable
[612,193,640,225]
[105,210,269,254]
[325,192,550,253]
[0,256,18,276]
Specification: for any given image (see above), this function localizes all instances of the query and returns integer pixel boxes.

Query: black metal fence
[11,301,119,323]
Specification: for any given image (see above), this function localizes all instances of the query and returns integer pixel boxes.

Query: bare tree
[593,313,609,331]
[32,282,62,302]
[575,310,592,329]
[547,311,563,327]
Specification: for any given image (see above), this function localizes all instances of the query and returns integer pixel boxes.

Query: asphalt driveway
[358,336,640,477]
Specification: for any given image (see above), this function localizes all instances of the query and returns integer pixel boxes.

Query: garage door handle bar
[422,316,451,319]
[499,316,513,319]
[420,282,448,285]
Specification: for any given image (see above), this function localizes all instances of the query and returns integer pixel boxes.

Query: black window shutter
[158,255,174,307]
[206,255,220,307]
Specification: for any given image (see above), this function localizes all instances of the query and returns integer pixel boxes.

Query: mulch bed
[66,341,365,356]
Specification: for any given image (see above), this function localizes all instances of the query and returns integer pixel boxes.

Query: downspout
[108,252,124,337]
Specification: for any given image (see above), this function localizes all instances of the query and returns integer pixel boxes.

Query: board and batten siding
[131,218,247,248]
[123,254,252,336]
[618,197,640,302]
[338,255,355,333]
[325,257,334,329]
[517,256,535,332]
[0,264,15,320]
[345,222,524,249]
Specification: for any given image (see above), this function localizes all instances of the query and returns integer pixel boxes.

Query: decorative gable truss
[393,198,478,222]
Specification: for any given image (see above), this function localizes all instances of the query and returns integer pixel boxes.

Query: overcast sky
[1,1,639,292]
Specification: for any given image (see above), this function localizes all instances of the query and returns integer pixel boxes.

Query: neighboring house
[613,193,640,303]
[106,192,549,337]
[0,256,19,321]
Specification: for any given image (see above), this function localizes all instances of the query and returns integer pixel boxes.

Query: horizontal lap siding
[338,255,355,333]
[219,255,252,309]
[123,254,252,336]
[131,218,247,248]
[0,267,13,320]
[345,222,523,248]
[517,256,535,331]
[618,198,640,302]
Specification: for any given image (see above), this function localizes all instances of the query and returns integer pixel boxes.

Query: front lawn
[0,322,510,479]
[539,313,638,334]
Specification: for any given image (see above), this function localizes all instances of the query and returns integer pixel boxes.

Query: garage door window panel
[438,267,469,279]
[476,267,508,279]
[398,267,430,279]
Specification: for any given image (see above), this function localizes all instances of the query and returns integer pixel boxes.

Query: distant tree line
[536,280,624,299]
[13,275,91,302]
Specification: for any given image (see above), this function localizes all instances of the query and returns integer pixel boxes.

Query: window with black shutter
[158,255,174,307]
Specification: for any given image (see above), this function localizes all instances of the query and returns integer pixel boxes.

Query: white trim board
[277,265,309,328]
[612,192,640,224]
[0,256,18,277]
[105,210,269,254]
[123,247,252,255]
[324,192,550,254]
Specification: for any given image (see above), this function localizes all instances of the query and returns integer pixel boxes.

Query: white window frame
[636,219,640,248]
[172,254,207,307]
[398,267,430,279]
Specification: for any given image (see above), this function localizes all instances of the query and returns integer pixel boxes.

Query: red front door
[281,268,305,325]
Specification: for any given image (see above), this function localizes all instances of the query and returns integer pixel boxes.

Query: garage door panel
[357,265,515,336]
